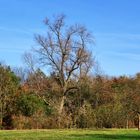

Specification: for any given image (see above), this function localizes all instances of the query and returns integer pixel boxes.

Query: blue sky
[0,0,140,76]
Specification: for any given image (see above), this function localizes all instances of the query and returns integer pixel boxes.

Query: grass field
[0,129,140,140]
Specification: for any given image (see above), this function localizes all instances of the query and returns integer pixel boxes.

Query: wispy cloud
[103,51,140,61]
[0,26,45,36]
[0,26,33,35]
[95,32,140,41]
[0,47,25,53]
[94,32,140,58]
[0,26,45,53]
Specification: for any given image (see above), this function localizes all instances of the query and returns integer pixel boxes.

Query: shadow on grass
[70,134,140,140]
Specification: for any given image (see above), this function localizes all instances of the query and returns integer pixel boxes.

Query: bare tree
[22,52,51,106]
[34,14,94,124]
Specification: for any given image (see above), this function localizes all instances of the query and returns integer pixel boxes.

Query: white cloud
[0,26,45,36]
[0,26,33,35]
[95,32,140,41]
[103,51,140,61]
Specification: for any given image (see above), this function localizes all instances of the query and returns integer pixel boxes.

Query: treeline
[0,64,140,129]
[0,14,140,130]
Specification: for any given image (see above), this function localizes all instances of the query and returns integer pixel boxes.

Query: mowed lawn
[0,129,140,140]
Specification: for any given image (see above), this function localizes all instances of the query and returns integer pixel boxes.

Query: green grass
[0,129,140,140]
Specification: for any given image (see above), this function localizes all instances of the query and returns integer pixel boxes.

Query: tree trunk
[0,104,3,128]
[138,113,140,131]
[58,95,66,115]
[126,119,129,129]
[58,95,66,128]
